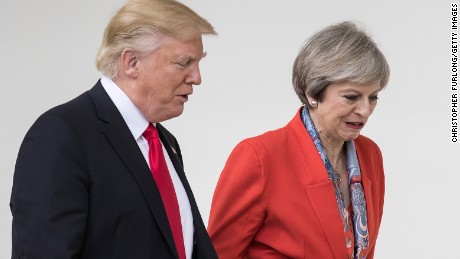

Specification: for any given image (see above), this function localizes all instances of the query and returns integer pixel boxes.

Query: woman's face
[308,81,381,144]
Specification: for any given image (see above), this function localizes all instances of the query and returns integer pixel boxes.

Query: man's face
[129,36,205,123]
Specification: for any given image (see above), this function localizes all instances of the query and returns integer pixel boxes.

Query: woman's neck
[308,109,346,171]
[324,140,344,161]
[318,131,345,172]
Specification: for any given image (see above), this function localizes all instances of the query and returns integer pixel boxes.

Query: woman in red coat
[208,21,389,259]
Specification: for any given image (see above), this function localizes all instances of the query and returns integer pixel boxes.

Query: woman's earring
[310,100,318,108]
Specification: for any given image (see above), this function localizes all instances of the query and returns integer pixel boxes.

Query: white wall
[1,0,458,258]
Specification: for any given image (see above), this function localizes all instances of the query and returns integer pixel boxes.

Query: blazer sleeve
[208,140,269,259]
[10,114,89,258]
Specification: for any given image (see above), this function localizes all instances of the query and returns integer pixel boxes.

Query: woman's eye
[370,95,379,101]
[344,95,358,101]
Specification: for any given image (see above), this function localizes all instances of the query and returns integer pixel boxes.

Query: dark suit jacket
[10,80,217,259]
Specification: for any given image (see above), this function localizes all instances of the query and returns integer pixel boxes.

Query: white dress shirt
[101,76,194,258]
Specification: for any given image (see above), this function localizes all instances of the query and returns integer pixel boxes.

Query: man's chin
[169,106,185,119]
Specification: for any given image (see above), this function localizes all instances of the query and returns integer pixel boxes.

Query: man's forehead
[161,37,204,56]
[169,48,206,61]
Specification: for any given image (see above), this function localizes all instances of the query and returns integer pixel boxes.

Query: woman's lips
[345,122,365,130]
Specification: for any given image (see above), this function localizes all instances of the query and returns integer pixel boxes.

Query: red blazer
[208,108,385,259]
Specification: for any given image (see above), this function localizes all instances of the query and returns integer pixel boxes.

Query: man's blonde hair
[96,0,216,79]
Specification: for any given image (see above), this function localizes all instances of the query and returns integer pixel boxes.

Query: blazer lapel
[304,183,348,258]
[361,176,375,244]
[355,145,376,247]
[89,82,179,258]
[289,108,348,258]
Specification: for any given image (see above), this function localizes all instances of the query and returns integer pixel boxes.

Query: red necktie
[143,124,186,259]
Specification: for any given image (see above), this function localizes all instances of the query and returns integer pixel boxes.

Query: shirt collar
[101,76,149,140]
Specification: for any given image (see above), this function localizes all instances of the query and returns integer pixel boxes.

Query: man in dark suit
[10,0,218,258]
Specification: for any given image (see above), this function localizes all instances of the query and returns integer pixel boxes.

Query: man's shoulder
[40,81,104,122]
[34,93,91,131]
[51,91,91,114]
[27,82,105,137]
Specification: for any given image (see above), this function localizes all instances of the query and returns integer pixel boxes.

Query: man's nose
[186,65,201,85]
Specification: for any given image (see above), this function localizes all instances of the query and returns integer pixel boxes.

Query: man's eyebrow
[178,52,207,61]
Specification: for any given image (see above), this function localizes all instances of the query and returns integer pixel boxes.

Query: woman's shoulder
[239,124,291,147]
[355,135,381,151]
[354,135,383,165]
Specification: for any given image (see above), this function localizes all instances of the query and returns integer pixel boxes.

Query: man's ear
[119,48,139,78]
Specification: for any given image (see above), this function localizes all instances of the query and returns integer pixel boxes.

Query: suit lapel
[88,82,179,258]
[289,108,348,258]
[156,123,184,175]
[157,124,218,258]
[156,124,204,228]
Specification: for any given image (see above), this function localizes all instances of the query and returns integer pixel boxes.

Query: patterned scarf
[301,106,369,259]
